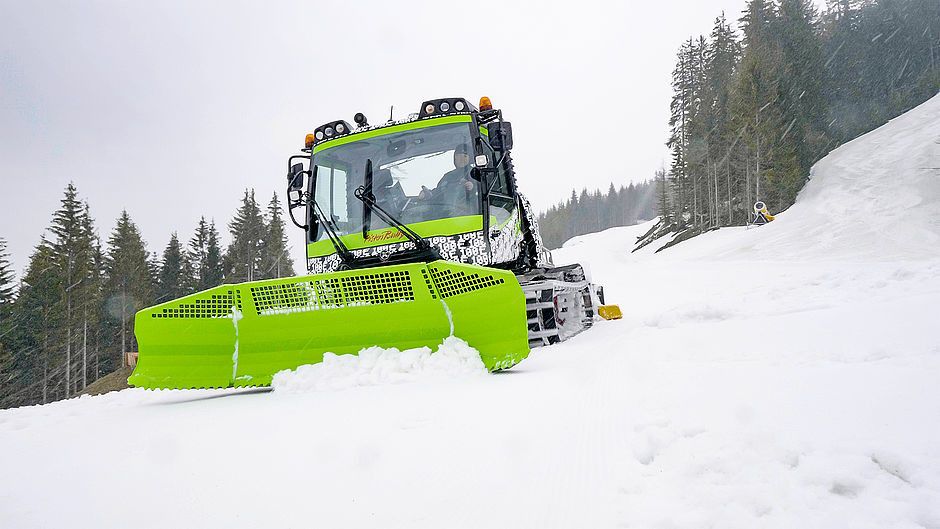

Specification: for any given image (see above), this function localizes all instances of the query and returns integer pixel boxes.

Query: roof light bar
[418,97,476,118]
[310,119,353,146]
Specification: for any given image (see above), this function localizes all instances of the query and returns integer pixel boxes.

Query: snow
[2,94,940,528]
[271,336,487,392]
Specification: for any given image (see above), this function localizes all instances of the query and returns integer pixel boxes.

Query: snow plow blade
[128,260,530,389]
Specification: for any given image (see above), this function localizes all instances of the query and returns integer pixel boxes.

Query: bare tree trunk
[755,113,761,202]
[42,336,48,404]
[94,330,100,381]
[713,165,719,228]
[82,315,87,390]
[66,295,71,399]
[726,157,732,225]
[745,146,752,221]
[121,286,127,370]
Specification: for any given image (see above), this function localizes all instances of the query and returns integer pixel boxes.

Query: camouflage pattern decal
[518,194,554,268]
[307,207,524,274]
[303,199,558,274]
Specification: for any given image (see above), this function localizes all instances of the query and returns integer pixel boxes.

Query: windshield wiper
[308,167,356,268]
[354,160,438,262]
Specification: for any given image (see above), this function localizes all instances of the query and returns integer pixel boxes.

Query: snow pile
[271,336,487,392]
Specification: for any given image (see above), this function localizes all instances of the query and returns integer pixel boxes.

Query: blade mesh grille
[428,266,505,299]
[152,290,242,319]
[249,270,414,315]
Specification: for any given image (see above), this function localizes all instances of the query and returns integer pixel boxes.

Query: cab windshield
[309,121,481,242]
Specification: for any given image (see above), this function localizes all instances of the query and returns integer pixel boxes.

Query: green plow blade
[128,261,530,389]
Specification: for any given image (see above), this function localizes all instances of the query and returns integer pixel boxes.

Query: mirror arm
[476,140,496,257]
[286,190,308,230]
[285,154,312,230]
[478,130,509,171]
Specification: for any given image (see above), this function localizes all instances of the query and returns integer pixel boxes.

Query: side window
[493,155,512,196]
[332,168,349,223]
[488,155,516,224]
[312,165,349,240]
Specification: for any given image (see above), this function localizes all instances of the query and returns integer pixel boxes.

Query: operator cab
[309,121,482,241]
[286,97,522,273]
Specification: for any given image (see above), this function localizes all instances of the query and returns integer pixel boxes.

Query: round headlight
[425,103,435,114]
[335,123,346,134]
[315,131,324,140]
[454,100,465,111]
[440,101,450,112]
[325,127,334,137]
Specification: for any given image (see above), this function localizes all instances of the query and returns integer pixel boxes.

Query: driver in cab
[418,144,476,203]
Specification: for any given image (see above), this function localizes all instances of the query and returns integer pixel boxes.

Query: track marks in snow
[629,420,705,466]
[871,453,914,486]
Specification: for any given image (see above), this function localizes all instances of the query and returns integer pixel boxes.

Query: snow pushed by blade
[271,336,487,393]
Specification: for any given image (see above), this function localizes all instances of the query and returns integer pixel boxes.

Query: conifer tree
[260,193,295,279]
[76,201,102,388]
[205,221,224,288]
[225,189,266,283]
[667,38,700,228]
[185,217,225,293]
[655,168,670,224]
[705,13,741,224]
[42,184,100,396]
[156,233,186,303]
[730,0,784,211]
[0,238,15,389]
[10,239,60,404]
[774,0,827,202]
[605,183,619,228]
[186,217,209,293]
[0,238,14,309]
[101,210,153,373]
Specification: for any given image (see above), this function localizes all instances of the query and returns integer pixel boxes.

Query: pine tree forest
[537,181,659,249]
[0,185,294,408]
[648,0,939,241]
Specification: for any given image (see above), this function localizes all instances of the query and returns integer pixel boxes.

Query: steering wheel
[400,200,459,223]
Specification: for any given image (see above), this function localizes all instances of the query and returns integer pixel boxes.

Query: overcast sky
[0,0,824,276]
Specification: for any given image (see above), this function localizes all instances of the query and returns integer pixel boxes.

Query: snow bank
[271,336,487,393]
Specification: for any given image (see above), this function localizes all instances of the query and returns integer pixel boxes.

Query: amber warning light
[479,96,493,111]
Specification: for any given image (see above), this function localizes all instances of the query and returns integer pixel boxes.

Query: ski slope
[2,95,940,528]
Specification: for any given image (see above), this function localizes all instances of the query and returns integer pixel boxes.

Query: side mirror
[486,121,513,151]
[288,163,305,190]
[287,163,306,203]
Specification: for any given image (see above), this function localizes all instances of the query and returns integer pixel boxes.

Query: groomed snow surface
[3,94,940,528]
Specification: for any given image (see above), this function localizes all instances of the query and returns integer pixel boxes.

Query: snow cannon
[751,201,775,225]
